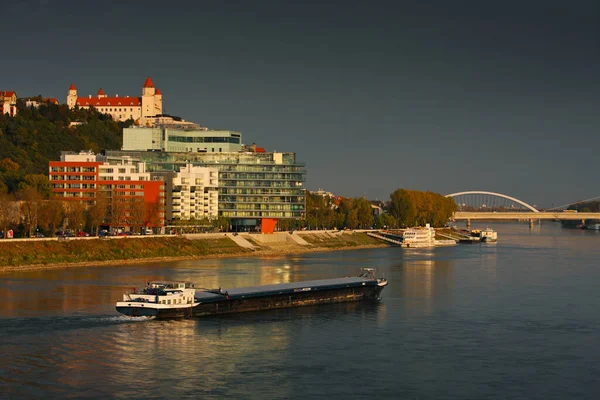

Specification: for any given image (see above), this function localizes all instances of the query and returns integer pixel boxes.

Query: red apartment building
[49,152,164,231]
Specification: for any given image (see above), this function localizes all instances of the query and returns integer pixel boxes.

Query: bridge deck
[454,212,600,220]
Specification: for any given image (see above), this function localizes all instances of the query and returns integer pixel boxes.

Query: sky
[1,0,598,207]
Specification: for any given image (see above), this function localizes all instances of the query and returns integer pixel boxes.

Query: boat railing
[359,268,377,279]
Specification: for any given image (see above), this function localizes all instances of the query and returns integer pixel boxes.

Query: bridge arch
[445,191,539,213]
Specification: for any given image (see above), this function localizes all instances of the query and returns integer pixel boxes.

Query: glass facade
[106,150,306,221]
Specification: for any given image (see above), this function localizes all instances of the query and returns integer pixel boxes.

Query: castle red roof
[75,97,141,107]
[143,77,154,88]
[69,83,76,90]
[155,88,161,95]
[1,91,16,98]
[97,88,105,95]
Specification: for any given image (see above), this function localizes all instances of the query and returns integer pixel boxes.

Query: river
[1,222,599,399]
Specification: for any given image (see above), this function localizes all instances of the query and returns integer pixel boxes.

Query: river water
[1,222,599,399]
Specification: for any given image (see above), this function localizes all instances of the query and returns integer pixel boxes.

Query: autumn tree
[389,189,456,227]
[18,186,42,237]
[110,191,128,231]
[0,192,18,238]
[129,197,146,234]
[64,201,86,233]
[145,200,164,231]
[38,197,65,236]
[87,193,109,235]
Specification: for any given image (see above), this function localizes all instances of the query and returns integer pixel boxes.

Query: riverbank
[0,231,388,273]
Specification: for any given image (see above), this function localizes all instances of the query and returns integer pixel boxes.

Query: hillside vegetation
[0,99,128,194]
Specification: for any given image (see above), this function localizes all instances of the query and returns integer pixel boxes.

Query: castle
[66,77,162,125]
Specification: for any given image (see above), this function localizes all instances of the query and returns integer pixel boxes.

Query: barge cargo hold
[116,268,388,319]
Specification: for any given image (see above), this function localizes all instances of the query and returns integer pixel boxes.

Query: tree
[145,200,163,231]
[18,186,41,237]
[38,198,64,236]
[355,198,374,229]
[345,209,359,229]
[388,188,456,227]
[87,193,109,236]
[129,197,146,234]
[0,192,18,238]
[390,189,416,227]
[64,201,86,234]
[19,174,51,199]
[374,213,396,229]
[110,192,128,231]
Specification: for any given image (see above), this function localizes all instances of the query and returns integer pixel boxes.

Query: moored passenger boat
[116,268,388,319]
[480,228,498,243]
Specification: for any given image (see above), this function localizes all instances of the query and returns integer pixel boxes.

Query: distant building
[1,90,17,116]
[123,126,243,153]
[66,77,162,125]
[313,188,335,198]
[25,98,59,108]
[48,152,165,232]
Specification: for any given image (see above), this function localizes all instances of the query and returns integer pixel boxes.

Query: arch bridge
[445,191,600,227]
[446,191,539,212]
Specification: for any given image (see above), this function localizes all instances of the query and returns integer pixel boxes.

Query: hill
[0,99,129,195]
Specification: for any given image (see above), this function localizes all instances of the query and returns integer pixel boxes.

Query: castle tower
[141,76,156,120]
[67,83,77,108]
[155,87,163,115]
[97,88,106,99]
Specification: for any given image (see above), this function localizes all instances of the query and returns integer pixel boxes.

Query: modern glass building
[123,126,243,153]
[106,150,306,232]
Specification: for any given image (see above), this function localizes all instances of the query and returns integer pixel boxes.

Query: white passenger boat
[586,223,600,231]
[402,224,436,248]
[480,228,498,243]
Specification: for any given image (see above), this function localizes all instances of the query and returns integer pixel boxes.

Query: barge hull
[192,284,384,318]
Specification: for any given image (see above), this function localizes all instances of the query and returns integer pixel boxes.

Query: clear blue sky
[1,0,598,207]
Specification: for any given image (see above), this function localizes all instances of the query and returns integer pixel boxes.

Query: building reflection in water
[479,244,498,283]
[392,250,454,316]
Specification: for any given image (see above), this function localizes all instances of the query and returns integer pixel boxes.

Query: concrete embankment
[0,231,388,272]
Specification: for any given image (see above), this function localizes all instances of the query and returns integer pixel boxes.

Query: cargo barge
[116,268,388,319]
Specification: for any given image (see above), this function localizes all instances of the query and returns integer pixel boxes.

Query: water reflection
[3,223,600,398]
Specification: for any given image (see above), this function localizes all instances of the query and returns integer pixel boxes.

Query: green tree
[390,189,416,227]
[355,198,374,229]
[374,213,396,229]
